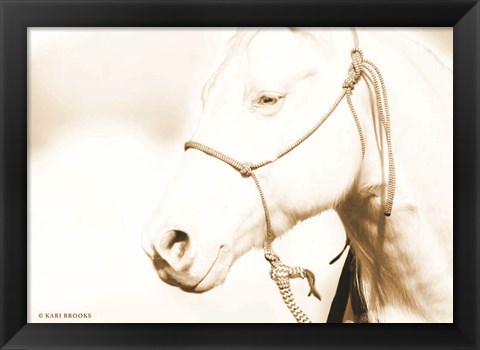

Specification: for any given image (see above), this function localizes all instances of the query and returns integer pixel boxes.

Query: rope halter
[184,28,396,323]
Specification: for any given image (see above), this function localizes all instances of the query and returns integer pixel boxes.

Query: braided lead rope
[183,28,396,322]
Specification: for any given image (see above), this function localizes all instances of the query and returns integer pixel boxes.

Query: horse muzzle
[143,228,229,292]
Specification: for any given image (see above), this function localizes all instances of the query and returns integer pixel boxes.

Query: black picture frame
[1,0,479,349]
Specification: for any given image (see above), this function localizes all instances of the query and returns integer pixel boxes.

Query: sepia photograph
[28,27,453,323]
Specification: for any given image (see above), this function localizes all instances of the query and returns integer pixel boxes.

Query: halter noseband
[184,28,395,323]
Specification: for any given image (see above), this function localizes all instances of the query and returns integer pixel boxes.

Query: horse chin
[183,267,228,293]
[186,246,231,293]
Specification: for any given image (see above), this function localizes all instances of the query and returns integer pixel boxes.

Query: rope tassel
[344,30,396,217]
[360,60,396,216]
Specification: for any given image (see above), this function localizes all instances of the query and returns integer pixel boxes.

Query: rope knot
[350,48,363,73]
[269,262,302,282]
[268,261,322,302]
[239,162,253,177]
[264,249,280,263]
[343,48,364,92]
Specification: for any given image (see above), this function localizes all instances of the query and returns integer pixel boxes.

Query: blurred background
[28,28,452,323]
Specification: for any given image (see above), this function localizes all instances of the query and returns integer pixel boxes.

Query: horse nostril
[161,230,190,260]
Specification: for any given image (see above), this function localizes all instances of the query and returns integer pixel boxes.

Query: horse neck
[334,87,453,321]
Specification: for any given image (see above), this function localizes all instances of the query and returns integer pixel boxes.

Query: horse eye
[259,96,277,105]
[254,93,284,107]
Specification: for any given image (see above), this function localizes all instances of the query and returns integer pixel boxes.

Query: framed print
[1,0,479,349]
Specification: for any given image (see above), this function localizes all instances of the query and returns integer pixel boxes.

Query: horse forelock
[201,30,260,102]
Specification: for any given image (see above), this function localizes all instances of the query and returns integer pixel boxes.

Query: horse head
[141,28,371,294]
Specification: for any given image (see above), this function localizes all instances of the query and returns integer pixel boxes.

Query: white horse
[142,28,453,323]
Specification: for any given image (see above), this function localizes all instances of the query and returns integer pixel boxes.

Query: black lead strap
[329,238,350,265]
[327,244,369,323]
[327,249,354,323]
